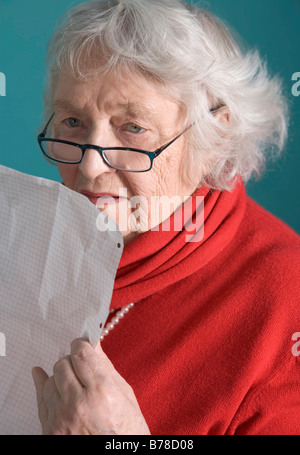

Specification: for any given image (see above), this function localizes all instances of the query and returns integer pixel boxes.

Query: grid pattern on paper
[0,165,123,434]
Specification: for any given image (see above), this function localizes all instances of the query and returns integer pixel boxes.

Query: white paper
[0,165,123,435]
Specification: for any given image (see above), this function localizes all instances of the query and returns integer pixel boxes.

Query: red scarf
[105,180,300,435]
[110,180,246,308]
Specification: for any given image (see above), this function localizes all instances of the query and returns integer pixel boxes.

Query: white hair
[44,0,288,190]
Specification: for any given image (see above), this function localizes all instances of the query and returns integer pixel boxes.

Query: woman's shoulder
[229,194,300,311]
[239,195,300,261]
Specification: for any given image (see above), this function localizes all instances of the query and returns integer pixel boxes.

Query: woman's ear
[213,106,230,126]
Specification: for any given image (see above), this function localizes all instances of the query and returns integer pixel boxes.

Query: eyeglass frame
[37,108,220,173]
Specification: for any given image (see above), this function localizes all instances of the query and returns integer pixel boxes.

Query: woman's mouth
[80,190,127,207]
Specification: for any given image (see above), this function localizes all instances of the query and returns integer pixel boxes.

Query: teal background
[0,0,299,233]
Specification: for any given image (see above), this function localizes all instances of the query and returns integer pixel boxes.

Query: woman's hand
[32,338,150,435]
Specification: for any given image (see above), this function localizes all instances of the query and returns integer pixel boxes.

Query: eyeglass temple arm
[153,125,193,157]
[154,105,224,157]
[39,113,55,138]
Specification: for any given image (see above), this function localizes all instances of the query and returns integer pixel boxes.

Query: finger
[70,338,113,388]
[95,339,103,355]
[42,375,61,408]
[32,366,49,424]
[52,355,83,399]
[94,340,117,370]
[95,339,116,366]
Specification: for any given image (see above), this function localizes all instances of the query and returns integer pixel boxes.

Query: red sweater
[102,181,300,435]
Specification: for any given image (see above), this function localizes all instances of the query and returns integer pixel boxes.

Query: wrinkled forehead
[50,63,186,120]
[51,48,160,91]
[48,43,185,102]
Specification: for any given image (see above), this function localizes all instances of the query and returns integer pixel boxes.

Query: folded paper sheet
[0,165,123,435]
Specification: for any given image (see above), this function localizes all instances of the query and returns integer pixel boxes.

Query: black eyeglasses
[37,108,220,172]
[37,114,193,173]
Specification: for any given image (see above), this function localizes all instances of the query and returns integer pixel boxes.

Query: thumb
[32,367,49,425]
[94,339,117,373]
[95,340,113,365]
[95,339,104,355]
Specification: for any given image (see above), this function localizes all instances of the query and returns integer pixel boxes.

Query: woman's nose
[79,147,115,179]
[78,129,116,179]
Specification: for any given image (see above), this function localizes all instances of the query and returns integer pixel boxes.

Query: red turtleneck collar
[110,180,246,308]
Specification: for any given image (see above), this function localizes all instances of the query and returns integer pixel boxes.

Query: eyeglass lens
[41,140,152,171]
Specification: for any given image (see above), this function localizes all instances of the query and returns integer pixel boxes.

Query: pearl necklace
[100,302,135,341]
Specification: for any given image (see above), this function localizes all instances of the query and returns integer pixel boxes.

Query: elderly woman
[32,0,300,435]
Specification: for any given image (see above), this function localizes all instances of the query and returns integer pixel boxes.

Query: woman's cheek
[57,163,78,189]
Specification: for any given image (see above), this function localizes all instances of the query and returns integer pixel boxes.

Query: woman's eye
[64,118,83,128]
[124,124,146,134]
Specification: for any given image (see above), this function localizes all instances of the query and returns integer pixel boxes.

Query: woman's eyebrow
[52,99,158,121]
[53,99,81,112]
[113,102,158,120]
